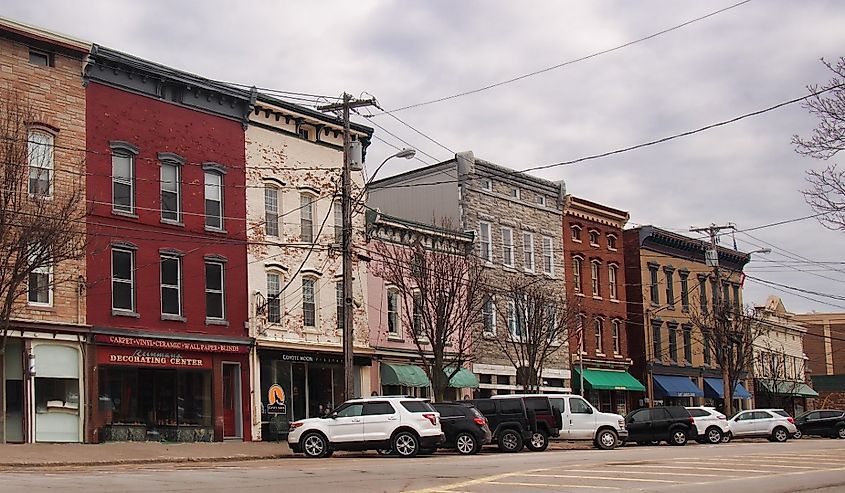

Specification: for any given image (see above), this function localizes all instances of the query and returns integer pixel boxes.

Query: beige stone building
[368,151,570,395]
[0,18,90,443]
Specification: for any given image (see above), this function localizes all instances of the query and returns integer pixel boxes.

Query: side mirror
[330,412,338,419]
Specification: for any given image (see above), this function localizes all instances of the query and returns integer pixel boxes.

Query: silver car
[727,409,798,442]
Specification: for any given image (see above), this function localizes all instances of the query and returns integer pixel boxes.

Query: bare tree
[753,342,808,413]
[490,278,580,393]
[794,57,845,230]
[0,88,87,440]
[688,303,766,416]
[370,225,487,402]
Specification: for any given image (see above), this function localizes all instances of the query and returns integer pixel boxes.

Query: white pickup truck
[500,393,628,449]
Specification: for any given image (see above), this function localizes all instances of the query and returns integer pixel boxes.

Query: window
[577,314,586,352]
[298,128,310,140]
[267,273,281,324]
[498,398,522,414]
[649,265,659,304]
[703,329,712,365]
[264,186,279,237]
[588,230,599,246]
[205,261,225,320]
[482,296,496,336]
[387,288,400,336]
[711,279,719,308]
[161,160,181,222]
[510,187,520,199]
[652,321,662,360]
[479,222,492,262]
[112,151,135,214]
[536,195,546,206]
[507,299,524,338]
[612,320,621,354]
[334,200,343,244]
[683,325,692,363]
[501,227,514,267]
[28,131,53,197]
[680,272,689,311]
[112,248,135,312]
[569,397,592,414]
[160,255,182,316]
[698,275,708,312]
[590,260,600,297]
[336,403,363,417]
[594,318,603,354]
[300,194,314,243]
[523,232,534,272]
[732,284,740,309]
[542,236,554,275]
[27,244,52,306]
[29,49,52,66]
[722,282,731,308]
[664,268,675,308]
[204,171,223,230]
[571,225,582,242]
[607,234,617,250]
[668,323,678,362]
[302,277,316,328]
[363,402,395,416]
[336,282,343,331]
[608,264,618,300]
[481,178,492,191]
[572,257,583,294]
[400,400,435,413]
[412,291,423,336]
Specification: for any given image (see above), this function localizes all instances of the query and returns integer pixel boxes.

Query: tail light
[717,415,726,420]
[289,422,304,430]
[688,417,695,425]
[787,417,795,424]
[422,413,438,426]
[473,417,487,427]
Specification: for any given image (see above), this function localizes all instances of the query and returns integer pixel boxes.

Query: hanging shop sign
[97,347,212,369]
[95,334,249,354]
[266,384,287,415]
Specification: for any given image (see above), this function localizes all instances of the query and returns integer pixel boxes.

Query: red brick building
[562,196,643,415]
[792,312,845,409]
[84,45,254,442]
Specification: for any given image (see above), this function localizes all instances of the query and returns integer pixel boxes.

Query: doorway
[222,363,242,439]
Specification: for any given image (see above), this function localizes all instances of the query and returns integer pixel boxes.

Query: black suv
[463,398,536,452]
[432,403,493,455]
[794,409,845,439]
[624,406,696,446]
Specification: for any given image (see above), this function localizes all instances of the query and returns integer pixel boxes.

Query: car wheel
[498,429,524,453]
[721,432,732,444]
[301,432,329,458]
[595,429,618,450]
[455,432,479,455]
[392,431,420,458]
[526,431,549,452]
[705,426,723,445]
[793,430,803,440]
[837,427,845,439]
[772,427,789,443]
[669,429,688,446]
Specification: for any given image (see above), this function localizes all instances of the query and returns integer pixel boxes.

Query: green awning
[758,379,819,397]
[380,363,431,388]
[445,368,479,389]
[573,368,646,392]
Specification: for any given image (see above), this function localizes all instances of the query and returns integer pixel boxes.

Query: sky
[4,0,845,314]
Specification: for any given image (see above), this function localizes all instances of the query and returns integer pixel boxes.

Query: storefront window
[33,344,80,442]
[3,340,24,443]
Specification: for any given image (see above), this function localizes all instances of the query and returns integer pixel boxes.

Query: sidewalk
[0,440,292,468]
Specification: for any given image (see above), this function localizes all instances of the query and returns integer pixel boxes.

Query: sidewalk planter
[102,425,147,442]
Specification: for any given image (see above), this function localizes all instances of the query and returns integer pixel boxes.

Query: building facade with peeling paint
[245,95,374,440]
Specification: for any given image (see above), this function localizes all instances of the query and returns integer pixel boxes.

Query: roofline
[628,225,750,267]
[0,15,90,55]
[255,93,373,136]
[366,208,474,243]
[368,160,455,189]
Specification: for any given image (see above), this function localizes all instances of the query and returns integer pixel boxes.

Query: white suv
[728,409,797,442]
[288,397,444,458]
[686,407,730,444]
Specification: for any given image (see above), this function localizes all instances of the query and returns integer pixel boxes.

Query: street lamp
[353,148,416,208]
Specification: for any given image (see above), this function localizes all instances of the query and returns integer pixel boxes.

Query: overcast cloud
[5,0,845,313]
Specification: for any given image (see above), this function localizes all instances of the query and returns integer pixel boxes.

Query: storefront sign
[98,347,212,369]
[269,350,371,366]
[267,384,287,415]
[95,334,249,354]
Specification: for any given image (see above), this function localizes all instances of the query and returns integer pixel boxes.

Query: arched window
[28,130,53,197]
[570,225,582,242]
[266,271,282,323]
[572,256,583,294]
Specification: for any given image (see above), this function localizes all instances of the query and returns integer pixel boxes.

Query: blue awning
[703,378,752,399]
[653,375,704,398]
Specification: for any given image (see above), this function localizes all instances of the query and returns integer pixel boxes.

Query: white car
[728,408,798,442]
[287,396,444,458]
[686,407,730,444]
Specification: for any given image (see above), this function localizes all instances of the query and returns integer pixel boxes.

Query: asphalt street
[1,439,844,493]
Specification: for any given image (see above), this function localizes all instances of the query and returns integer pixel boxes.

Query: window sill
[524,269,536,275]
[543,272,555,279]
[113,309,140,318]
[112,210,138,219]
[206,318,229,326]
[503,265,517,273]
[387,335,404,342]
[204,227,228,235]
[302,327,320,333]
[609,299,620,304]
[592,296,603,300]
[161,314,186,322]
[608,247,618,252]
[589,243,599,248]
[575,292,585,297]
[482,261,495,269]
[27,303,55,311]
[160,219,185,228]
[572,239,582,244]
[596,352,606,357]
[613,353,625,359]
[482,332,496,340]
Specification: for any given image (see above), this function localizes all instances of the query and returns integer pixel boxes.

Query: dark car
[624,406,697,446]
[492,395,561,451]
[432,403,492,455]
[463,398,536,452]
[794,409,845,439]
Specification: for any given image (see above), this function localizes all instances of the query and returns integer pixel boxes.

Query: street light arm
[352,148,416,209]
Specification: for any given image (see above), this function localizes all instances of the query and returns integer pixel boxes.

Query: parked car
[431,402,492,455]
[491,395,561,451]
[623,406,696,446]
[686,406,730,444]
[793,409,845,439]
[501,393,626,450]
[727,409,797,442]
[462,398,535,452]
[288,397,444,458]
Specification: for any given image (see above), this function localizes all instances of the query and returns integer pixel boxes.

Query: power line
[372,0,752,114]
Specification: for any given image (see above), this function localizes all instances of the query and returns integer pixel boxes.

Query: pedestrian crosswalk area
[410,449,845,492]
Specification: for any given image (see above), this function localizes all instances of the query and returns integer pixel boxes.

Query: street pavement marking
[687,464,845,487]
[403,467,552,493]
[671,458,817,469]
[611,464,771,473]
[528,473,678,483]
[487,481,618,490]
[573,469,732,478]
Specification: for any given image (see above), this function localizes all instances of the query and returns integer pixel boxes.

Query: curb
[0,453,292,469]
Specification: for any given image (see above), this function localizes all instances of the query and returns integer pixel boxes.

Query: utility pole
[690,223,736,415]
[318,93,376,401]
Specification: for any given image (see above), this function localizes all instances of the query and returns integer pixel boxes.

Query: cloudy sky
[5,0,845,313]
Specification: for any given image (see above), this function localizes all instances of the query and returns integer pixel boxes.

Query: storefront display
[33,343,82,443]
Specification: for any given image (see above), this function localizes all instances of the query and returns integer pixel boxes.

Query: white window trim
[111,247,135,313]
[264,186,280,237]
[590,260,601,297]
[481,178,492,191]
[205,261,226,321]
[160,160,182,223]
[594,318,604,354]
[607,233,618,251]
[386,286,401,336]
[572,256,583,294]
[112,151,135,214]
[266,271,282,324]
[501,227,514,268]
[160,254,182,317]
[542,235,554,276]
[612,319,621,355]
[570,225,582,243]
[608,264,618,301]
[588,229,600,246]
[510,188,521,200]
[204,171,224,231]
[28,130,53,198]
[479,221,492,264]
[27,245,53,307]
[300,193,315,243]
[333,200,343,244]
[482,296,497,337]
[523,232,535,273]
[302,276,318,328]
